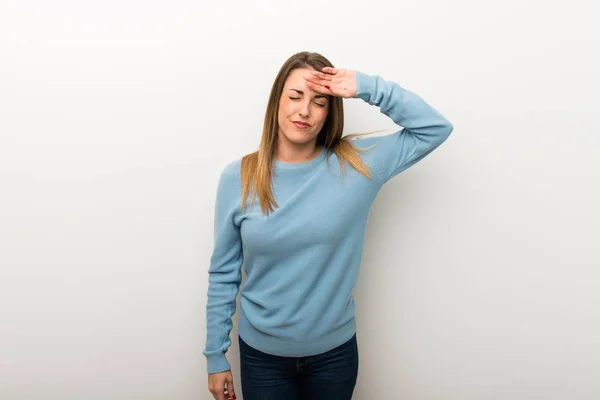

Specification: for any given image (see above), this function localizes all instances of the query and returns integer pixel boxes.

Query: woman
[204,51,453,400]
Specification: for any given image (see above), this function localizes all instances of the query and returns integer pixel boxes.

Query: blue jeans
[239,334,359,400]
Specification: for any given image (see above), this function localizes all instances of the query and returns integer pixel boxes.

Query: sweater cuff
[206,353,231,374]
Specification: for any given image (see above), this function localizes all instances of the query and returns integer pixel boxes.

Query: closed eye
[289,97,327,107]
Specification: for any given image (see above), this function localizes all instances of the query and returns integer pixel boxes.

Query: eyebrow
[289,89,328,100]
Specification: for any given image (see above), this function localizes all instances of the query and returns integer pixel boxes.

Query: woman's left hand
[303,67,357,99]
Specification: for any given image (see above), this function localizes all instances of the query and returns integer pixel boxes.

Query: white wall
[1,0,599,399]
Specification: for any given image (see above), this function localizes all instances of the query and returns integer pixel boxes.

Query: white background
[1,0,599,399]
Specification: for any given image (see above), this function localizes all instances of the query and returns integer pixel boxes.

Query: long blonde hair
[241,51,374,214]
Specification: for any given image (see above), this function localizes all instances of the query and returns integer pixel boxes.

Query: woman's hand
[208,370,236,400]
[303,67,358,98]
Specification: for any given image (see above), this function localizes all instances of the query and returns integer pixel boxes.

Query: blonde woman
[204,51,453,400]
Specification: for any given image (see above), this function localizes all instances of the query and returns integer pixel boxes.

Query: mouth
[292,121,311,128]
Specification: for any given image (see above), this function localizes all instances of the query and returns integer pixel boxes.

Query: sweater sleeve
[352,71,454,182]
[202,160,244,374]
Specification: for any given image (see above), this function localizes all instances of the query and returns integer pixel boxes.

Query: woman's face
[277,68,329,145]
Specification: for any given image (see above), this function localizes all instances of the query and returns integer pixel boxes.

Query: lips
[293,121,311,128]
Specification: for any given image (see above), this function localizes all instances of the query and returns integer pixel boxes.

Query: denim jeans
[239,334,359,400]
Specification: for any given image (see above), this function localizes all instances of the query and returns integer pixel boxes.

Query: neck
[275,137,321,163]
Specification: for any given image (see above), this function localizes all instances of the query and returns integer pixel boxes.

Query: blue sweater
[203,71,454,373]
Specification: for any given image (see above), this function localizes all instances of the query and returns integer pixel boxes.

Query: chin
[281,130,317,144]
[288,135,317,145]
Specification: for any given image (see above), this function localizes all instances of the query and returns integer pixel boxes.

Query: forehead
[283,68,313,89]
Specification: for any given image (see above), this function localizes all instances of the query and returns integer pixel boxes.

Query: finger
[211,389,225,400]
[310,70,333,81]
[303,74,329,88]
[304,75,331,90]
[321,66,338,74]
[210,382,226,400]
[304,80,330,94]
[215,388,226,400]
[302,73,321,85]
[226,378,237,400]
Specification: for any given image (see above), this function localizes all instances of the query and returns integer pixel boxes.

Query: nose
[299,99,310,118]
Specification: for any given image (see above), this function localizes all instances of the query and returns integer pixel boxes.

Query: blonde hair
[241,51,375,214]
